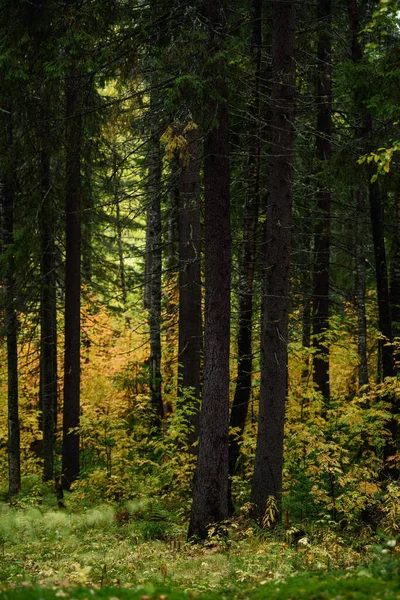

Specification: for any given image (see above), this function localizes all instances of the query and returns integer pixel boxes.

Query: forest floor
[0,485,399,600]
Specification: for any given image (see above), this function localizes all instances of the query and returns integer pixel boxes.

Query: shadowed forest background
[1,0,400,595]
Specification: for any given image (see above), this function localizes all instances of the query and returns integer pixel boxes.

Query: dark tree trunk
[144,209,153,310]
[354,190,369,390]
[369,184,396,445]
[81,157,93,286]
[62,68,82,490]
[113,148,127,305]
[390,189,400,337]
[1,112,21,497]
[228,0,262,515]
[163,159,179,419]
[188,0,230,540]
[312,0,332,402]
[250,0,296,520]
[39,109,58,482]
[302,243,313,384]
[147,100,164,429]
[178,125,202,445]
[116,196,126,304]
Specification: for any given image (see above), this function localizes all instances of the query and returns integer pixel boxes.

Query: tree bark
[250,0,296,520]
[113,148,127,305]
[354,190,369,390]
[228,0,262,515]
[1,111,21,497]
[312,0,332,402]
[62,67,82,489]
[147,97,164,429]
[162,158,179,419]
[144,209,153,310]
[368,173,394,381]
[178,125,202,446]
[39,106,58,482]
[188,0,230,540]
[390,189,400,337]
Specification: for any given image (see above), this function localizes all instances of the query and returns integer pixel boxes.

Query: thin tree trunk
[178,125,202,445]
[302,243,313,384]
[228,0,262,515]
[147,98,164,429]
[389,190,400,455]
[144,211,153,310]
[188,0,230,540]
[1,111,21,497]
[62,67,82,489]
[369,183,397,459]
[250,0,296,520]
[113,148,127,304]
[312,0,332,402]
[367,133,394,380]
[39,108,58,482]
[390,189,400,337]
[354,190,369,390]
[162,160,179,419]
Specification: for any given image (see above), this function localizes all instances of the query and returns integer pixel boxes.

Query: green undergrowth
[1,574,400,600]
[0,492,399,599]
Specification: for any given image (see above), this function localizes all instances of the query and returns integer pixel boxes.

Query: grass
[1,574,400,600]
[0,485,399,599]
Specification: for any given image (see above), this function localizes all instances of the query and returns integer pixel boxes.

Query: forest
[0,0,400,598]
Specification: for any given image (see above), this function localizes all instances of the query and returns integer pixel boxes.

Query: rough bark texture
[250,0,296,519]
[147,101,164,428]
[62,68,82,490]
[188,0,230,540]
[39,109,58,482]
[1,112,21,497]
[228,0,262,515]
[312,0,332,402]
[178,126,202,444]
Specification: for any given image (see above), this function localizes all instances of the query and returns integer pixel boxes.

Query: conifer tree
[250,0,296,519]
[188,0,231,540]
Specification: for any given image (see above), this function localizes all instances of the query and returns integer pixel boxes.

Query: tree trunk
[228,0,262,515]
[113,148,127,305]
[369,183,397,457]
[62,67,82,489]
[144,209,153,310]
[1,111,21,497]
[354,190,369,390]
[302,241,313,385]
[178,125,202,446]
[39,107,58,482]
[162,159,179,419]
[188,0,230,540]
[312,0,332,402]
[390,189,400,337]
[147,98,164,429]
[250,0,296,520]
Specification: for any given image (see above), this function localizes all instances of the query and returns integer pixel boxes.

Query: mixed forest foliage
[0,0,400,577]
